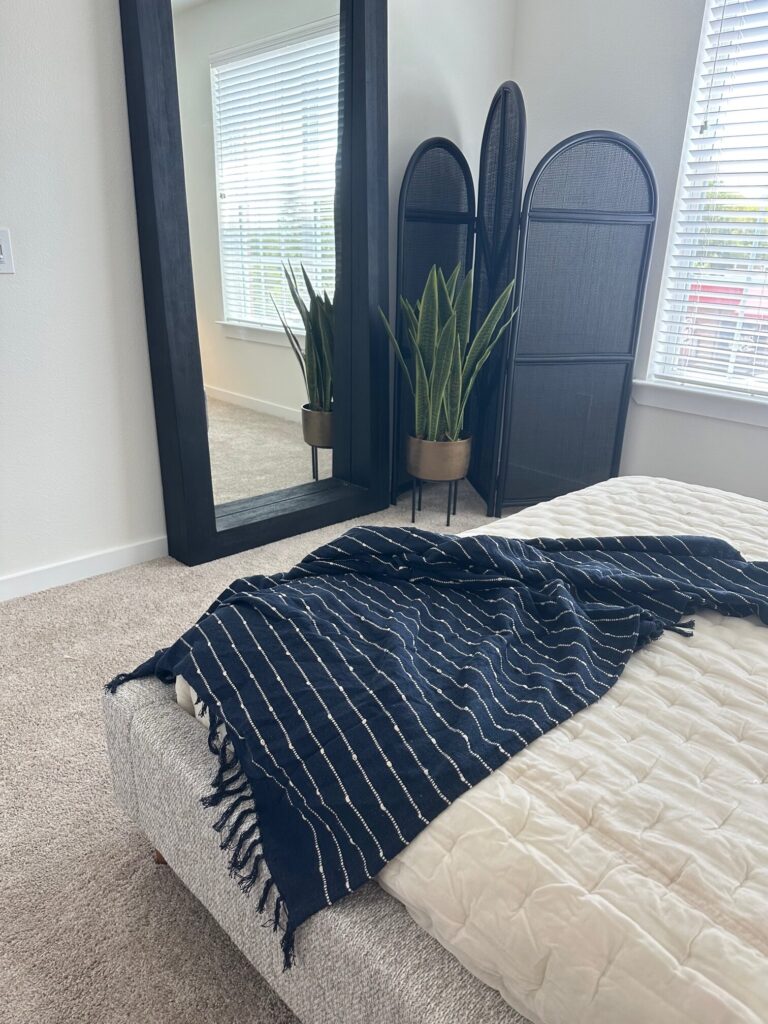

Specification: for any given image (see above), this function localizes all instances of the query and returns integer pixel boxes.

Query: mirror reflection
[172,0,340,505]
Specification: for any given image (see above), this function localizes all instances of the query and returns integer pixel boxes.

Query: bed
[105,476,768,1024]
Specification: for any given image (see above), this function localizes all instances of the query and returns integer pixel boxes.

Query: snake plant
[274,264,334,413]
[380,265,515,442]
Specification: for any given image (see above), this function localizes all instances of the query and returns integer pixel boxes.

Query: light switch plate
[0,228,15,274]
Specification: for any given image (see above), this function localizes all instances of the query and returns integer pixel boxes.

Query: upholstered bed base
[103,676,529,1024]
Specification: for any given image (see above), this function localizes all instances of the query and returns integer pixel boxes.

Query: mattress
[177,475,768,1024]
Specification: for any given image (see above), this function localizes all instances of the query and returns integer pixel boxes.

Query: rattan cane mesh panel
[400,221,472,302]
[502,361,629,504]
[515,221,649,356]
[469,84,525,508]
[404,147,474,214]
[532,139,653,213]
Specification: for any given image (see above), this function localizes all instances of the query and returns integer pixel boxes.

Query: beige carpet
[206,398,332,504]
[0,483,492,1023]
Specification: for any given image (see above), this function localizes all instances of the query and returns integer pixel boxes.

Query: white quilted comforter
[179,476,768,1024]
[378,476,768,1024]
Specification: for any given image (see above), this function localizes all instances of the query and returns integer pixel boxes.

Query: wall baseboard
[0,536,168,602]
[205,385,302,423]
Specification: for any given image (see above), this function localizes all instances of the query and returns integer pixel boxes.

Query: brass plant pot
[301,405,333,449]
[406,436,472,482]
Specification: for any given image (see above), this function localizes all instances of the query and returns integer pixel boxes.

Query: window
[650,0,768,398]
[211,20,339,331]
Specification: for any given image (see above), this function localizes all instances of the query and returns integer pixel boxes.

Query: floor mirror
[119,0,389,564]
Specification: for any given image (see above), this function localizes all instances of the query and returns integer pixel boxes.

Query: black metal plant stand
[310,444,333,482]
[410,477,463,527]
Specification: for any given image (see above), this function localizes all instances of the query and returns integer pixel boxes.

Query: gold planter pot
[301,405,333,449]
[406,436,472,482]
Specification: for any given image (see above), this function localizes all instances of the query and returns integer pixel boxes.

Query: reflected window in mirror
[172,2,341,507]
[211,23,339,331]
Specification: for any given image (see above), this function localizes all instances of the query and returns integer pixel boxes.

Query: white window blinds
[211,21,339,331]
[651,0,768,397]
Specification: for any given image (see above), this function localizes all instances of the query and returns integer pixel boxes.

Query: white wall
[511,0,768,501]
[0,0,166,598]
[173,0,337,419]
[387,0,519,294]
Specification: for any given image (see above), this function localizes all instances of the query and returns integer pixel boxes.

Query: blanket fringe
[105,672,136,694]
[257,878,275,913]
[104,651,168,693]
[281,927,297,971]
[194,695,296,967]
[668,617,696,637]
[637,615,697,649]
[106,647,301,970]
[219,806,256,849]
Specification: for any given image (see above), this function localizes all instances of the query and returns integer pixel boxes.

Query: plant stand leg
[418,481,423,511]
[446,481,454,527]
[453,478,460,516]
[311,446,318,481]
[411,478,417,524]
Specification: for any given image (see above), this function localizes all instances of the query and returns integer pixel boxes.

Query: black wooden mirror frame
[119,0,390,565]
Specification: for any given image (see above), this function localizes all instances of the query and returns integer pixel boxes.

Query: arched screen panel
[392,138,475,499]
[496,131,657,513]
[466,82,526,512]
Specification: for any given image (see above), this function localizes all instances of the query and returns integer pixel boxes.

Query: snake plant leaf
[437,268,454,326]
[383,264,514,442]
[273,299,308,392]
[379,308,414,396]
[454,269,473,355]
[399,297,419,349]
[436,403,450,444]
[304,299,320,409]
[427,311,457,440]
[412,338,429,438]
[445,317,463,440]
[462,279,515,385]
[284,263,312,337]
[457,313,515,424]
[300,263,319,307]
[417,267,440,376]
[445,263,461,304]
[276,264,334,410]
[317,300,334,411]
[458,344,497,425]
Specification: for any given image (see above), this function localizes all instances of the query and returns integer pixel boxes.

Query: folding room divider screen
[392,93,656,517]
[392,83,526,502]
[495,132,657,514]
[466,82,526,509]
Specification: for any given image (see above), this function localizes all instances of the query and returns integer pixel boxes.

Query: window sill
[216,321,304,348]
[631,380,768,429]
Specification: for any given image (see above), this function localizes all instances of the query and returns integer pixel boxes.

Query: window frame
[647,0,768,407]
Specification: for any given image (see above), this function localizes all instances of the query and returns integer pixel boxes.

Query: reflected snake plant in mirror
[274,264,334,413]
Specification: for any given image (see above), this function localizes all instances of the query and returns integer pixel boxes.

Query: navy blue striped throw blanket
[107,526,768,965]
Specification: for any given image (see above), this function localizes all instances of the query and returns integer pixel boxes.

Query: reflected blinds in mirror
[210,20,340,331]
